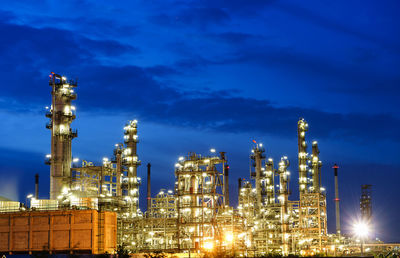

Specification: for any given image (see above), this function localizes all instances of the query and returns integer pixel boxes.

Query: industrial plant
[0,73,398,256]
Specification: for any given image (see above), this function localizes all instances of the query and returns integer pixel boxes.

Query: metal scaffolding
[40,74,338,256]
[46,72,77,200]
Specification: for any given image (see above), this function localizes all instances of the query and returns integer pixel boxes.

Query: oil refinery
[0,73,398,257]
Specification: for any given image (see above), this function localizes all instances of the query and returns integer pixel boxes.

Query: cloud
[0,16,139,104]
[0,5,399,145]
[150,7,230,29]
[36,64,399,143]
[144,65,179,77]
[273,2,400,53]
[210,32,266,45]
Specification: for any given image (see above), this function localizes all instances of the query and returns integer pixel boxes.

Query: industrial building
[0,73,398,256]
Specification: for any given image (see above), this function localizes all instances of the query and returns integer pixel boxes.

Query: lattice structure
[360,184,372,222]
[175,152,226,252]
[39,74,338,256]
[297,118,328,253]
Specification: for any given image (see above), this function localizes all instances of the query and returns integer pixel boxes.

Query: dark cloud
[203,0,276,16]
[144,65,179,77]
[0,12,398,144]
[28,15,138,39]
[150,7,230,28]
[0,17,139,104]
[211,32,265,45]
[37,64,400,143]
[274,2,400,53]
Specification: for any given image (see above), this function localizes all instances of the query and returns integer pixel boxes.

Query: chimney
[333,164,340,235]
[147,163,151,212]
[35,173,39,199]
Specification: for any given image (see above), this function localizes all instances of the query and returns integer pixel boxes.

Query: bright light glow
[210,148,216,153]
[204,241,213,250]
[73,158,79,162]
[225,232,234,242]
[353,221,369,238]
[27,194,33,198]
[178,156,184,161]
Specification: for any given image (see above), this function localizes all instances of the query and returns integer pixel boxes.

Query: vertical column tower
[360,185,372,222]
[278,156,290,256]
[265,158,275,205]
[113,143,124,197]
[123,120,141,213]
[333,164,341,235]
[298,118,308,194]
[311,141,321,193]
[251,144,265,211]
[298,119,327,251]
[47,73,77,200]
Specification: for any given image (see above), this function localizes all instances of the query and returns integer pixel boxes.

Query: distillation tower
[45,73,142,251]
[42,74,329,255]
[46,73,77,200]
[123,120,141,214]
[298,119,327,251]
[1,72,396,256]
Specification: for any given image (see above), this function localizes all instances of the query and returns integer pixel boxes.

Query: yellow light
[204,241,213,250]
[225,232,233,242]
[353,221,369,238]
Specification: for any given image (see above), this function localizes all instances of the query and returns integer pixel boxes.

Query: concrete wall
[0,209,116,254]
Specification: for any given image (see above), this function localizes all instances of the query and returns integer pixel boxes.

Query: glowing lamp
[353,221,369,238]
[225,233,233,242]
[204,241,213,250]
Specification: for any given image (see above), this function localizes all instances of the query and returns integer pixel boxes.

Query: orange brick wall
[0,209,116,254]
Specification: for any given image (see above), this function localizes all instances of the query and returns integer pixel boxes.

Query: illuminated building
[0,73,398,256]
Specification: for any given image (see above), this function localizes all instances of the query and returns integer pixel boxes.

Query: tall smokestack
[333,164,341,235]
[224,164,229,206]
[147,163,151,212]
[238,178,242,198]
[35,173,39,199]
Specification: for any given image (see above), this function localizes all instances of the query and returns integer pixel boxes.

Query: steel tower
[46,72,77,200]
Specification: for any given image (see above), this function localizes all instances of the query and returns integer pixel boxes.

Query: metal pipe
[114,144,123,197]
[252,145,264,211]
[224,164,229,206]
[35,173,39,199]
[311,141,321,193]
[147,163,151,212]
[278,156,290,256]
[333,164,341,235]
[238,178,242,198]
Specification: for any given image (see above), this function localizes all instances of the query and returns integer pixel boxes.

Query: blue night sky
[0,0,399,241]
